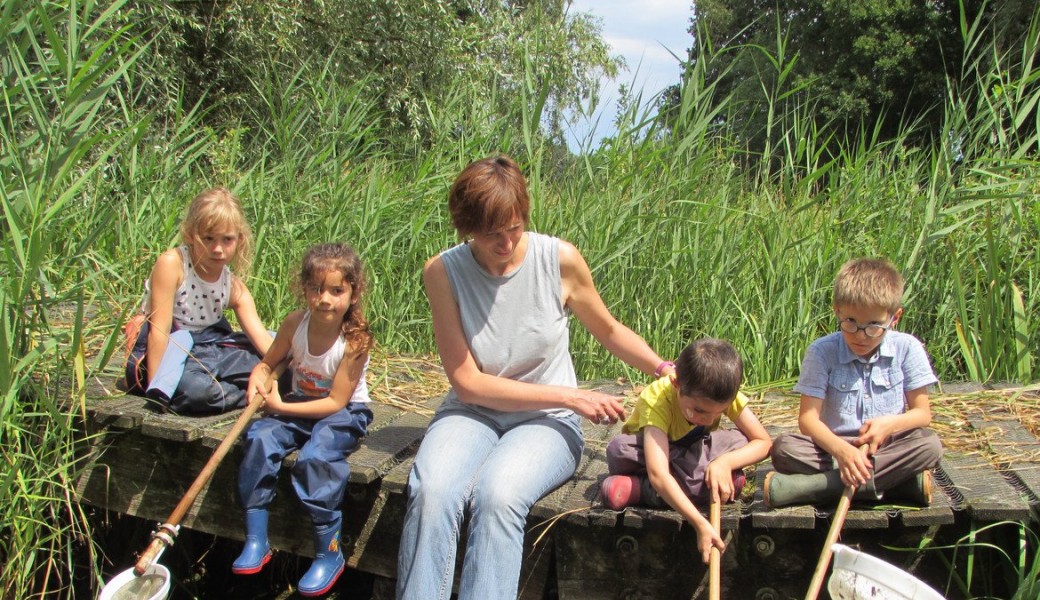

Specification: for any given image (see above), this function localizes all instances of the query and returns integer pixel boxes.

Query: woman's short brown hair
[448,155,530,238]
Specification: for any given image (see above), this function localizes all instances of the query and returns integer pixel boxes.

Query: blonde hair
[832,258,904,313]
[179,187,254,275]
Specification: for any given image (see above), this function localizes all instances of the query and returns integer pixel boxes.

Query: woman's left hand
[569,389,627,425]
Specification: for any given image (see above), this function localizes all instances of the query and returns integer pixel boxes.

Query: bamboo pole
[709,500,721,600]
[133,367,282,575]
[804,445,870,600]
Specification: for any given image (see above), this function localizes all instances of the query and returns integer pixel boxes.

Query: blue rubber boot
[297,515,345,597]
[232,509,272,575]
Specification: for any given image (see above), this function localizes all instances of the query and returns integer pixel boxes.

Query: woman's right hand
[569,389,627,425]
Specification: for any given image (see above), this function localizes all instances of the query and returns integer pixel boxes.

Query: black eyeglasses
[838,316,894,338]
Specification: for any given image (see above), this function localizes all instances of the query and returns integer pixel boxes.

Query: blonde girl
[124,187,272,414]
[233,243,374,598]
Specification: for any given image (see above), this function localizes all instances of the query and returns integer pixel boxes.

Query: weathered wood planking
[965,407,1040,514]
[939,451,1032,522]
[74,378,1040,599]
[77,380,439,566]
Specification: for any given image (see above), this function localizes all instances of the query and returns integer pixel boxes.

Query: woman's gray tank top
[437,232,576,427]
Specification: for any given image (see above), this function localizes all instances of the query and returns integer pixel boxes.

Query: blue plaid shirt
[793,330,938,436]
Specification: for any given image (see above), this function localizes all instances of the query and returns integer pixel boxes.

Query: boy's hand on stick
[834,442,872,487]
[855,415,897,455]
[705,460,736,504]
[694,518,725,565]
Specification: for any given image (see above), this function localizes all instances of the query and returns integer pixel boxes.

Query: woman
[397,155,675,600]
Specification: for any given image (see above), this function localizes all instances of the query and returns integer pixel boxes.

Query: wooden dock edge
[74,377,1040,599]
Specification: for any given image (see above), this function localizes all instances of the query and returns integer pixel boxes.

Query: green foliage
[901,521,1040,599]
[1,0,147,597]
[113,0,621,148]
[679,0,1036,154]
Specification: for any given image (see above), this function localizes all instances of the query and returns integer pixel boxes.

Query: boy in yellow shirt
[600,338,771,564]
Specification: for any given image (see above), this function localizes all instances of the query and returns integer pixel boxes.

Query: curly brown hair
[298,243,374,353]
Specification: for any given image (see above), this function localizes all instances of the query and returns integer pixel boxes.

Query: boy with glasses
[765,258,942,508]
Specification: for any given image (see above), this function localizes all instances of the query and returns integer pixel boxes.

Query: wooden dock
[75,375,1040,599]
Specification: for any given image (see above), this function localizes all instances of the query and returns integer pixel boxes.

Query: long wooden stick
[804,445,869,600]
[133,367,281,575]
[709,500,721,600]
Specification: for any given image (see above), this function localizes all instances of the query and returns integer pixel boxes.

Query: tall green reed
[907,521,1040,599]
[1,0,149,596]
[48,0,1040,393]
[526,1,1040,387]
[924,2,1040,383]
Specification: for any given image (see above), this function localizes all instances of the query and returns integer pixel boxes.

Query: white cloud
[566,0,692,149]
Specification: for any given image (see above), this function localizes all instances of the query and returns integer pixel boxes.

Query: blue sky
[565,0,693,150]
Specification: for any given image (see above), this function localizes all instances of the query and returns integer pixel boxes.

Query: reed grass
[0,1,147,596]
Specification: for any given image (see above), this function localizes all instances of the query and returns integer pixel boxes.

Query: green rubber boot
[764,470,845,508]
[882,471,932,506]
[852,477,882,502]
[765,470,885,508]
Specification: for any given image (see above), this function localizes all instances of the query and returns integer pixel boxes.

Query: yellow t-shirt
[621,376,749,441]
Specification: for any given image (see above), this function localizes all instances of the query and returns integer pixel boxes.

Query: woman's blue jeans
[396,409,583,600]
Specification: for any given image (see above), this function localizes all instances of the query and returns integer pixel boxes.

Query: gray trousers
[770,428,942,491]
[606,428,750,504]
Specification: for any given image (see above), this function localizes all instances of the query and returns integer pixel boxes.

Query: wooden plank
[347,458,412,578]
[840,506,891,529]
[84,370,128,399]
[199,411,261,448]
[348,407,433,484]
[939,452,1031,522]
[966,408,1040,516]
[85,394,157,431]
[139,407,240,442]
[936,382,988,394]
[379,453,414,495]
[74,368,1040,598]
[554,517,708,600]
[366,399,412,431]
[75,430,315,556]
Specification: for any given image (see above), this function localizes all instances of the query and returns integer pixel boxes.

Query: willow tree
[120,0,621,148]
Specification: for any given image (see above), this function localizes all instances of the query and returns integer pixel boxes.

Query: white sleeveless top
[289,311,370,403]
[141,246,230,331]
